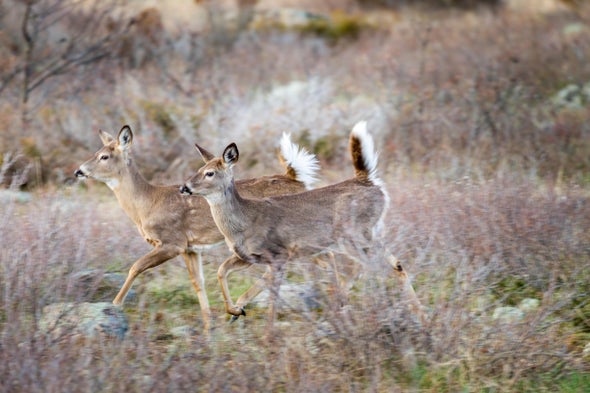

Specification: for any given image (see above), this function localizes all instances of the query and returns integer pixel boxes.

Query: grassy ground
[1,1,590,391]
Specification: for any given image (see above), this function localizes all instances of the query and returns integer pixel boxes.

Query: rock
[518,298,540,313]
[102,272,129,288]
[70,269,136,303]
[0,189,32,203]
[102,272,137,302]
[493,298,540,323]
[39,302,128,340]
[169,325,197,339]
[492,306,524,323]
[252,282,322,313]
[563,22,587,37]
[551,83,590,111]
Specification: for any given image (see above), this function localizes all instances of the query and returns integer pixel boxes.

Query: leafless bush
[1,3,589,391]
[0,0,131,129]
[382,172,589,387]
[0,152,32,188]
[1,168,587,391]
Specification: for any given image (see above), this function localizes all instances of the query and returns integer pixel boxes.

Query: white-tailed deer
[180,121,426,328]
[75,125,319,332]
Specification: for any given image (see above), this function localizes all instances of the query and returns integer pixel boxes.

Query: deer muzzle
[74,169,87,178]
[179,184,193,195]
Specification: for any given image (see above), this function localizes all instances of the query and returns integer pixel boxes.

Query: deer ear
[194,143,215,162]
[117,125,133,151]
[222,143,239,166]
[99,129,115,146]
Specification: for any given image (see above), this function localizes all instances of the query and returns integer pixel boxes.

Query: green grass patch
[297,11,367,42]
[555,372,590,393]
[491,275,542,307]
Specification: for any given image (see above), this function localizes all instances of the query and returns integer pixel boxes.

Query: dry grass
[1,171,588,392]
[1,1,590,391]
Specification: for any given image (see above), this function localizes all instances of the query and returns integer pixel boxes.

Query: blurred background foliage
[1,0,590,392]
[0,0,588,187]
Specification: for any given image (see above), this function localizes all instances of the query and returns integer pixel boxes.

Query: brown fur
[350,133,370,181]
[76,125,313,333]
[183,123,426,330]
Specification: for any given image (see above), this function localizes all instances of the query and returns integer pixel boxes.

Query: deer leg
[233,265,272,318]
[265,263,285,334]
[217,255,253,318]
[113,245,182,306]
[182,252,212,333]
[312,251,344,306]
[387,254,428,325]
[312,251,358,307]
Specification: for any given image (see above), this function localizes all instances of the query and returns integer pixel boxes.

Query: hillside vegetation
[1,0,589,391]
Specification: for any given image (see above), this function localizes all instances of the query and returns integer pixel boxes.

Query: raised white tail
[350,120,382,187]
[279,133,319,190]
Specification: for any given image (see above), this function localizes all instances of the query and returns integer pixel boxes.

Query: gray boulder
[551,83,590,111]
[0,189,32,203]
[39,302,128,340]
[492,298,540,324]
[492,306,524,323]
[70,269,136,303]
[252,282,323,313]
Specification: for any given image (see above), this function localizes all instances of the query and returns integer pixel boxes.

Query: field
[1,0,590,391]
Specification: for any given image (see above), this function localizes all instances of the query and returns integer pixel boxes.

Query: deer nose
[74,169,85,178]
[179,184,192,195]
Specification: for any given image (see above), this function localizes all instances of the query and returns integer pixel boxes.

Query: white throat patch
[105,178,120,190]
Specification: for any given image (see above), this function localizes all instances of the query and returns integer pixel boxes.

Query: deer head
[75,125,134,190]
[180,143,239,203]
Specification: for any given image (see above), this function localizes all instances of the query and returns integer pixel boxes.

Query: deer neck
[207,180,248,242]
[110,159,157,225]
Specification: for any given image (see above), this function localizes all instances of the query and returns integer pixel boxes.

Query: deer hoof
[229,307,246,317]
[229,308,246,323]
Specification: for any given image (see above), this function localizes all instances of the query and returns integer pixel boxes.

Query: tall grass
[1,2,589,391]
[1,174,588,391]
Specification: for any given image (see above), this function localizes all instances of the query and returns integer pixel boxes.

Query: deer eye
[205,171,214,178]
[99,154,109,161]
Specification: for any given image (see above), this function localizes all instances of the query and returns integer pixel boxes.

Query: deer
[74,125,319,333]
[180,121,427,330]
